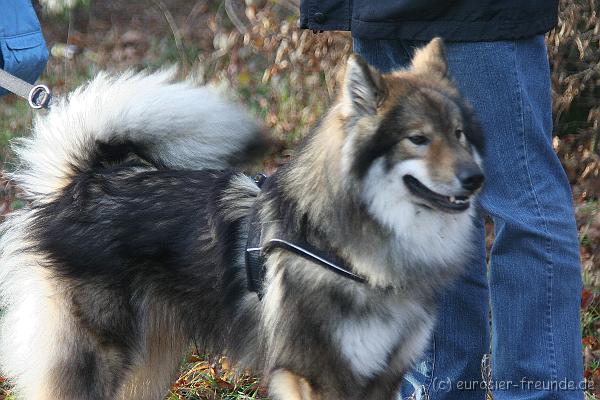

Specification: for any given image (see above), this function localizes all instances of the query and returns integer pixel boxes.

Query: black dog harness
[245,174,366,299]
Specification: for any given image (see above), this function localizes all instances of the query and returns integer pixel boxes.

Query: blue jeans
[354,36,584,400]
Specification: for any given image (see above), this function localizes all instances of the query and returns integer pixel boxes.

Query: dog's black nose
[457,166,484,191]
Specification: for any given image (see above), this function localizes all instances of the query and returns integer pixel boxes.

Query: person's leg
[353,38,491,400]
[448,36,584,400]
[354,36,584,400]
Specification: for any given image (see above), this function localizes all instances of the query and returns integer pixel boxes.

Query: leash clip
[28,84,51,109]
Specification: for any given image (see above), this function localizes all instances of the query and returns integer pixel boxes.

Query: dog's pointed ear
[341,54,386,118]
[411,37,448,79]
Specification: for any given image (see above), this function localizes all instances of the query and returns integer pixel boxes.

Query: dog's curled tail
[10,68,265,203]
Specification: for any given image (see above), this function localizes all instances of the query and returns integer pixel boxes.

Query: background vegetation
[0,0,599,399]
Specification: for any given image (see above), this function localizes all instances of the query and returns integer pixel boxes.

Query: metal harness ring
[28,84,51,109]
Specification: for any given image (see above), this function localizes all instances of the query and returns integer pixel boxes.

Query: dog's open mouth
[403,175,470,212]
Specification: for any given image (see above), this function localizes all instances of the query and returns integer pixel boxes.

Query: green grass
[0,98,33,167]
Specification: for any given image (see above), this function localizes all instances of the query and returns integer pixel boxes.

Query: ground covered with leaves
[1,0,599,399]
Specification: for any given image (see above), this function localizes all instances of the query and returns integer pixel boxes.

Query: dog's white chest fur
[335,299,433,378]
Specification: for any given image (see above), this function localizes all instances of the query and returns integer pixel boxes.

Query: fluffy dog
[0,38,484,400]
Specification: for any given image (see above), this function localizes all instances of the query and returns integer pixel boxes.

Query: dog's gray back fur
[0,39,484,400]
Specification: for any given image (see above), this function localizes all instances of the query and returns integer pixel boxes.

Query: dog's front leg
[268,369,317,400]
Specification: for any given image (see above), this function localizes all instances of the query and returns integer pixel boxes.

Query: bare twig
[151,0,189,74]
[481,353,493,400]
[224,0,248,34]
[184,1,208,29]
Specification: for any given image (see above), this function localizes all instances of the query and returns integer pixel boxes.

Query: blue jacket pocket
[0,31,49,96]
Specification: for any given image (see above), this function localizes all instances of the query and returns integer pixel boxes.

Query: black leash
[245,174,366,299]
[0,68,52,109]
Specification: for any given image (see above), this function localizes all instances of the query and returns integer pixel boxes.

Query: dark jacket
[0,0,49,96]
[299,0,559,41]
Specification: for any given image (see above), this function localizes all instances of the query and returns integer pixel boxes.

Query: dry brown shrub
[193,1,351,155]
[548,0,600,199]
[548,0,600,138]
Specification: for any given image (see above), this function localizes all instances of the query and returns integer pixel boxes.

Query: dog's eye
[408,135,430,145]
[455,129,463,140]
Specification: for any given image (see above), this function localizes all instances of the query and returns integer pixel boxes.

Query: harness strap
[262,238,366,284]
[245,211,266,298]
[245,174,268,298]
[0,68,52,109]
[244,174,367,300]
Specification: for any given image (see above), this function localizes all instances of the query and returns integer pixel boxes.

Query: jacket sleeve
[300,0,351,31]
[0,0,49,96]
[299,0,557,41]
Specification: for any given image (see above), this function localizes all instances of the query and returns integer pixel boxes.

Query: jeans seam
[508,41,559,390]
